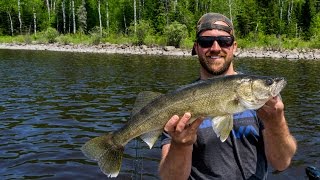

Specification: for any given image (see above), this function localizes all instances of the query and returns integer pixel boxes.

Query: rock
[300,52,314,59]
[163,46,175,51]
[140,45,148,50]
[286,54,299,59]
[314,50,320,59]
[120,44,129,49]
[0,42,319,60]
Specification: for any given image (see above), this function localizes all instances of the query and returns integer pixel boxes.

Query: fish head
[252,76,287,99]
[236,76,287,109]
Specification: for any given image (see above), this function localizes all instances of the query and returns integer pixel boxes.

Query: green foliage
[0,0,318,50]
[57,35,72,45]
[129,20,154,45]
[44,27,59,43]
[237,32,264,49]
[310,13,320,37]
[0,36,13,43]
[179,36,194,49]
[147,1,167,34]
[77,0,87,34]
[235,0,258,37]
[23,35,32,44]
[89,26,102,45]
[263,35,283,50]
[282,37,309,49]
[33,32,48,44]
[310,36,320,48]
[155,13,168,34]
[236,32,313,50]
[144,35,166,46]
[168,2,195,35]
[12,35,26,43]
[309,13,320,48]
[68,33,91,44]
[164,21,188,47]
[46,28,59,43]
[103,33,132,45]
[310,33,320,49]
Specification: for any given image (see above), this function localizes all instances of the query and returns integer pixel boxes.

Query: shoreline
[0,43,319,60]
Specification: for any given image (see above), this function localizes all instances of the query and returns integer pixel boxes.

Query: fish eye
[266,78,274,86]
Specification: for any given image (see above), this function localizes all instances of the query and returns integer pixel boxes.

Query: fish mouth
[271,77,287,97]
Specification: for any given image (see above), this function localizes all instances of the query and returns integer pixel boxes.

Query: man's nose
[210,41,221,51]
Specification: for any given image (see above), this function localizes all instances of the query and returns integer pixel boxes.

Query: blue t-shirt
[161,110,268,180]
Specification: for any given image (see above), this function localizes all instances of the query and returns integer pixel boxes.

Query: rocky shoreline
[0,43,319,60]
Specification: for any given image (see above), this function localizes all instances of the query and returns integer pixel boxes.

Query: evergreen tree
[77,0,87,33]
[0,0,317,42]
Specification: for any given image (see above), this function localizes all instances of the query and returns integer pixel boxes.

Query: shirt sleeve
[255,110,265,131]
[161,131,172,147]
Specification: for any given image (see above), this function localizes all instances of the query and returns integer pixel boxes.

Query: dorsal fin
[131,91,163,117]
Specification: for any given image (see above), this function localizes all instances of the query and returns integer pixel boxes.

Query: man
[159,13,297,180]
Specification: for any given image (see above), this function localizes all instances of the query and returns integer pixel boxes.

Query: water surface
[0,49,319,179]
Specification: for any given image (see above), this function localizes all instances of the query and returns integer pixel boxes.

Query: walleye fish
[81,74,287,177]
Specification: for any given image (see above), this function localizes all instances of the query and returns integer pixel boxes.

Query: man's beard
[199,58,232,76]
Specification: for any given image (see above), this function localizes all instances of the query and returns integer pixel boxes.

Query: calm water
[0,49,319,180]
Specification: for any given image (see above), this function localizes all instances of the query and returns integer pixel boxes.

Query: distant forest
[0,0,319,47]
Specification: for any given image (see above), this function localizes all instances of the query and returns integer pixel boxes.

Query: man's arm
[257,96,297,171]
[159,113,204,180]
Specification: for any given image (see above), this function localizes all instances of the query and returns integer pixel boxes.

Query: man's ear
[192,42,198,55]
[232,41,238,54]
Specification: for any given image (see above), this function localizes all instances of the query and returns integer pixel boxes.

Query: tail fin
[81,133,124,178]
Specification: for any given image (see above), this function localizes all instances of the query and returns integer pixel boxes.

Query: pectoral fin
[211,115,233,142]
[140,129,163,149]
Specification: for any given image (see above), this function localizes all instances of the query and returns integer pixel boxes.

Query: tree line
[0,0,319,47]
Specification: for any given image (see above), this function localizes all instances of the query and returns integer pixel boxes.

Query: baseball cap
[192,13,234,55]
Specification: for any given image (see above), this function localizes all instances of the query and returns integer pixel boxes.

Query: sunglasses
[197,36,234,48]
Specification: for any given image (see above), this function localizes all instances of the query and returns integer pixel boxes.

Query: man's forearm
[159,143,193,180]
[263,116,297,171]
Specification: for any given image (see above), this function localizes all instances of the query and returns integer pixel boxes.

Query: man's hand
[159,113,204,179]
[164,112,204,146]
[257,96,285,126]
[257,95,297,171]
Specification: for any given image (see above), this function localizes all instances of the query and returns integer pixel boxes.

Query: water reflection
[0,49,319,179]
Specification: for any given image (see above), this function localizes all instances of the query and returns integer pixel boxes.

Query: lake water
[0,49,319,179]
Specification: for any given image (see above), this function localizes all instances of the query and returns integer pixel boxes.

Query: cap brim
[191,45,196,55]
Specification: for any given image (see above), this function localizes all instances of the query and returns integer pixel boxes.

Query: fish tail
[81,133,124,178]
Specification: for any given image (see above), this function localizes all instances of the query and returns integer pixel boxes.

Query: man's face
[195,22,237,77]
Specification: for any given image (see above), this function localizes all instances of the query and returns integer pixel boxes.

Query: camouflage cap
[192,13,234,55]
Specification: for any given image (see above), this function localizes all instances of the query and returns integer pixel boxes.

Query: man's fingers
[175,112,191,132]
[164,113,204,133]
[189,117,205,131]
[265,95,281,106]
[164,115,180,132]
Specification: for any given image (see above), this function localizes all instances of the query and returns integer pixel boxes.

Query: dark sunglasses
[197,36,234,48]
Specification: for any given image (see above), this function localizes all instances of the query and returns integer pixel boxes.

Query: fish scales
[81,74,287,177]
[114,76,238,144]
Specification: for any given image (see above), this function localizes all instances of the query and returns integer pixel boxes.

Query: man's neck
[200,69,237,80]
